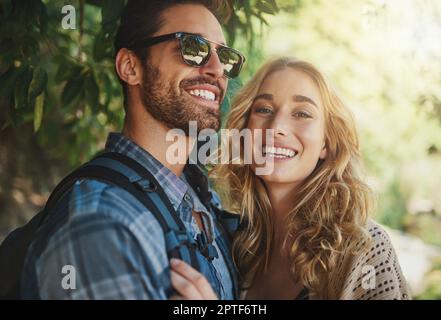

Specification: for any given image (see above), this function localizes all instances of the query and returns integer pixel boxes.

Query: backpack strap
[184,164,241,236]
[93,154,242,297]
[184,163,242,299]
[89,152,201,267]
[42,152,201,270]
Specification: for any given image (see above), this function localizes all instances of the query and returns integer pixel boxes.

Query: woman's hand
[169,258,218,300]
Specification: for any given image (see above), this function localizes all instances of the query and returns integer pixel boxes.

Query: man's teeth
[188,89,216,101]
[263,146,297,158]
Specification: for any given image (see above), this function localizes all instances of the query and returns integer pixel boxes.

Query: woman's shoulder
[364,219,396,252]
[337,219,411,300]
[366,218,390,238]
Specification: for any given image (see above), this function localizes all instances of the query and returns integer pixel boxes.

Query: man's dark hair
[114,0,230,108]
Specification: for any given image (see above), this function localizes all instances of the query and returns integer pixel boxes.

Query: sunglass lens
[180,34,210,66]
[218,48,243,78]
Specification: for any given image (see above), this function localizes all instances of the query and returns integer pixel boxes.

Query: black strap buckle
[196,233,219,261]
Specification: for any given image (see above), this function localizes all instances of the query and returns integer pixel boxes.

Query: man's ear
[319,143,327,160]
[115,48,142,86]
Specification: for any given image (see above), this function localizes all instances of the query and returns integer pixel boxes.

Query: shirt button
[184,194,191,202]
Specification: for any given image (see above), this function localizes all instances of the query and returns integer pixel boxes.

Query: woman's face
[247,68,327,186]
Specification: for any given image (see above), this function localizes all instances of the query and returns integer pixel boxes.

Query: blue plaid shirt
[21,133,236,299]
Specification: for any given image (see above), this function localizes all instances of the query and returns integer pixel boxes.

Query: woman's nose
[275,127,287,137]
[268,114,290,137]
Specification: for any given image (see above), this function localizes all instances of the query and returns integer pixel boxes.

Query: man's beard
[139,62,222,135]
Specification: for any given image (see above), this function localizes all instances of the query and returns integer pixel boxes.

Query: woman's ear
[115,48,142,87]
[319,143,327,160]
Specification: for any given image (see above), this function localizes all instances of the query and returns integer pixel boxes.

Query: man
[20,0,245,299]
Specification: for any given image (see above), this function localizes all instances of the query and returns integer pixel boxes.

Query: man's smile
[183,83,222,108]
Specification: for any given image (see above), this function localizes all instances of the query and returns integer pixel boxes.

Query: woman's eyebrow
[253,93,273,102]
[253,94,318,108]
[293,94,318,108]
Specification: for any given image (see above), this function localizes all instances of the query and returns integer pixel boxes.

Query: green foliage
[378,180,408,230]
[225,0,279,47]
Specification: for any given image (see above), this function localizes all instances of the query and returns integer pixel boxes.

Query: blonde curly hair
[210,57,373,299]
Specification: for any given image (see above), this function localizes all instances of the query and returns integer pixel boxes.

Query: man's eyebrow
[253,93,273,102]
[293,94,318,108]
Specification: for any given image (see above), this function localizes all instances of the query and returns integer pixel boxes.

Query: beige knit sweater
[242,219,411,300]
[329,219,411,300]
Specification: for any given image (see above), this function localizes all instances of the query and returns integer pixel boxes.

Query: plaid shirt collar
[105,132,190,213]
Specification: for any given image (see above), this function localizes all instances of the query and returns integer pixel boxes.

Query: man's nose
[199,49,224,80]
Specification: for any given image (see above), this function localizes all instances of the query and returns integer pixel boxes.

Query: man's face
[139,4,227,134]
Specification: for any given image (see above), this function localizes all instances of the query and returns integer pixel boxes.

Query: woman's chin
[254,170,301,185]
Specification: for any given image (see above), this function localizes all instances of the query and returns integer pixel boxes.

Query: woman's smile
[248,68,327,183]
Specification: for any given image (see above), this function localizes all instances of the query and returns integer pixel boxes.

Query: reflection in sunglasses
[184,55,204,64]
[223,64,233,72]
[129,32,245,78]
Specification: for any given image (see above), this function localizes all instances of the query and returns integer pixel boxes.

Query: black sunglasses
[128,32,246,79]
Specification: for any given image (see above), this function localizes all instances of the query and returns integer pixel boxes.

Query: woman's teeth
[188,89,216,102]
[263,146,297,158]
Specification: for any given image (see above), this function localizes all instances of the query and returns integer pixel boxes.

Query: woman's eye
[254,107,273,114]
[294,111,312,118]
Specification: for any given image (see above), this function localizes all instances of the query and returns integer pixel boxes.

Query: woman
[170,57,410,300]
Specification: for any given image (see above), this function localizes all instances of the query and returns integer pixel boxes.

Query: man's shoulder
[30,178,165,255]
[66,178,153,223]
[22,177,170,299]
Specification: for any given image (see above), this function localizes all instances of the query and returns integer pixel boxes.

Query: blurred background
[0,0,440,299]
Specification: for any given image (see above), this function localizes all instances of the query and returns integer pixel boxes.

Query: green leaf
[256,1,278,15]
[0,40,18,70]
[225,12,239,46]
[61,78,84,107]
[102,72,114,107]
[102,0,126,33]
[263,0,279,13]
[93,31,113,61]
[8,95,20,128]
[85,72,100,112]
[243,1,254,41]
[55,59,83,82]
[14,66,33,110]
[33,92,45,132]
[256,12,269,26]
[38,1,48,35]
[29,66,48,99]
[0,67,19,98]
